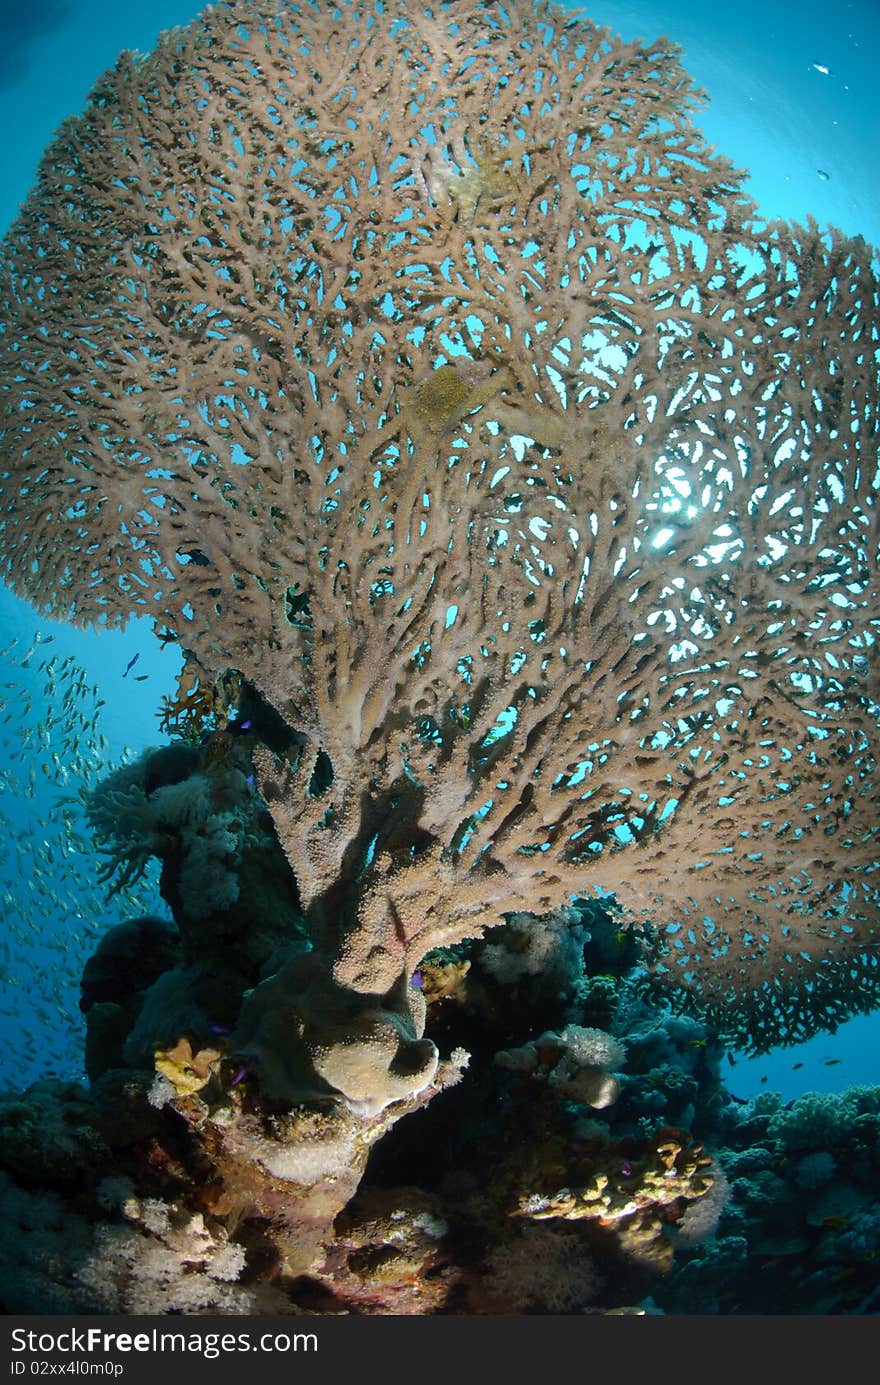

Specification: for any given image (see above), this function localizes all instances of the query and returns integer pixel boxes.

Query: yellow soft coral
[154,1037,221,1097]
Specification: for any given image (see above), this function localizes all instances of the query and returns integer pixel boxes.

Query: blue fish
[122,653,140,678]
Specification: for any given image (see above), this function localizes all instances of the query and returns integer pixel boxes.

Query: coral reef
[0,0,876,1061]
[653,1087,880,1314]
[0,970,716,1312]
[0,765,875,1312]
[0,0,877,1316]
[0,731,724,1313]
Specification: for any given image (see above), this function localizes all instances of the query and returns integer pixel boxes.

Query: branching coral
[1,0,877,1061]
[514,1128,715,1271]
[157,665,243,743]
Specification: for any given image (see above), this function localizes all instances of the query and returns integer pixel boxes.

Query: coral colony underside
[0,0,878,1313]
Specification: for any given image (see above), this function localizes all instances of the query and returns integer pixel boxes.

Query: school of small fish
[0,629,161,1091]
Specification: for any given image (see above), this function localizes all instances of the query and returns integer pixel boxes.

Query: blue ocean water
[0,0,876,1102]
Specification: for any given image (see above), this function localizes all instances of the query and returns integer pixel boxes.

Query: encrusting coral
[0,0,877,1315]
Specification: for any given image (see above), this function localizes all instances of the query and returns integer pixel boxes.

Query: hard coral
[516,1129,715,1272]
[0,0,875,1056]
[232,952,439,1116]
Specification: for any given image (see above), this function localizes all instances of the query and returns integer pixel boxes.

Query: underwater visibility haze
[0,0,877,1315]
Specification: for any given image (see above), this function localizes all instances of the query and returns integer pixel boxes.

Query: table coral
[0,0,875,1066]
